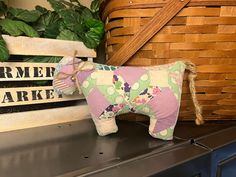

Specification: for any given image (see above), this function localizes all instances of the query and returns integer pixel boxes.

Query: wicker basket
[101,0,236,121]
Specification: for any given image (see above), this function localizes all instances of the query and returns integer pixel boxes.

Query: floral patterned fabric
[53,57,186,140]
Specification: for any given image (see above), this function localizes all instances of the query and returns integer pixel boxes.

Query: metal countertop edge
[195,126,236,149]
[56,141,209,177]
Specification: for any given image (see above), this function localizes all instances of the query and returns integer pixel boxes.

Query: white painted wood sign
[0,35,96,132]
[0,62,56,81]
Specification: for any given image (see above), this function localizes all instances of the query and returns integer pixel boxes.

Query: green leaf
[0,19,22,36]
[83,31,101,49]
[8,7,42,22]
[23,56,62,63]
[60,0,79,9]
[69,0,82,6]
[85,18,104,38]
[0,1,7,16]
[61,0,85,11]
[57,29,80,41]
[34,80,49,86]
[33,11,60,32]
[0,35,9,61]
[59,9,80,29]
[47,0,66,12]
[46,0,104,49]
[81,8,93,20]
[82,18,104,48]
[44,20,62,38]
[58,21,67,31]
[92,11,101,20]
[91,0,103,19]
[0,19,39,37]
[90,0,103,13]
[59,9,85,33]
[35,5,49,14]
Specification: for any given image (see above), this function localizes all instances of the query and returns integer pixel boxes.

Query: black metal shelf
[0,119,235,177]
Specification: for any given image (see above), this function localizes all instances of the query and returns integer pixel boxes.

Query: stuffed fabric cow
[53,57,203,140]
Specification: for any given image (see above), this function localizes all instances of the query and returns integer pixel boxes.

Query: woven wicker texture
[102,0,236,121]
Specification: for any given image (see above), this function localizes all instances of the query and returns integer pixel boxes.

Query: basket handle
[106,0,190,66]
[105,0,204,125]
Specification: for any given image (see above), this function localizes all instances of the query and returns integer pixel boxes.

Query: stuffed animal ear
[53,56,81,95]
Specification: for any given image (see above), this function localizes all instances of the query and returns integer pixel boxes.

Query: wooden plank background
[2,35,96,58]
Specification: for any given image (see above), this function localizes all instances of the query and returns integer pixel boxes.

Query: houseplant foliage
[0,0,104,62]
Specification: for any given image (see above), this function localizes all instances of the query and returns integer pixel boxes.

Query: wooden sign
[0,35,95,132]
[0,62,56,81]
[2,35,96,57]
[0,103,91,132]
[0,61,84,107]
[0,86,84,107]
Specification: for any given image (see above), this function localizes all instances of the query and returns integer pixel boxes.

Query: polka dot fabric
[53,57,186,140]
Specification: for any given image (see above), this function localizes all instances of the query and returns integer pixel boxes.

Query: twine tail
[184,61,204,125]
